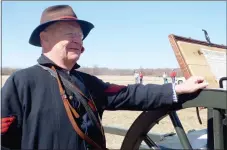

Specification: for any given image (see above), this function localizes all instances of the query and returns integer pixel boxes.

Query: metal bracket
[163,132,176,138]
[223,113,227,126]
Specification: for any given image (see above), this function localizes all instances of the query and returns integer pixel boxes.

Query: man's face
[41,21,84,62]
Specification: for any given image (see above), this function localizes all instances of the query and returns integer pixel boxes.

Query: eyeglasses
[64,32,84,40]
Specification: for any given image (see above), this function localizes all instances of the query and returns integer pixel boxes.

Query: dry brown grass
[1,75,207,149]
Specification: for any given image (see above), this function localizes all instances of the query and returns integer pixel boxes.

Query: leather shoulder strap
[37,64,107,150]
[37,64,103,133]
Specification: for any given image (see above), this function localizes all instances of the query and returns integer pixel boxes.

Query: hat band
[53,16,78,21]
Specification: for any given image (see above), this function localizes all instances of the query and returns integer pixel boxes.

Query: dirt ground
[1,75,207,149]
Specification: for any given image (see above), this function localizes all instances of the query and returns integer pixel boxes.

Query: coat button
[69,95,73,100]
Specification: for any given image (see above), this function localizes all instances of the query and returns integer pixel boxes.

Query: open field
[1,75,207,149]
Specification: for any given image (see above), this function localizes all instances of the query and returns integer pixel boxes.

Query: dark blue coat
[1,55,175,150]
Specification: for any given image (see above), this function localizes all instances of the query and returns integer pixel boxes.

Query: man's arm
[103,83,174,110]
[89,76,175,111]
[1,75,23,149]
[89,75,209,111]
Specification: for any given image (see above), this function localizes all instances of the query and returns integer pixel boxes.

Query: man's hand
[175,76,209,95]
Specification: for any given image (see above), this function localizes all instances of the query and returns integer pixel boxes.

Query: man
[170,69,177,84]
[134,70,139,83]
[139,71,143,84]
[1,5,209,150]
[163,72,168,84]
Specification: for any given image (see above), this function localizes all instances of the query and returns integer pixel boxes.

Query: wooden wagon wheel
[120,88,227,150]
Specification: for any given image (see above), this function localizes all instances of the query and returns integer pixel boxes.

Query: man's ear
[40,31,48,43]
[81,47,85,53]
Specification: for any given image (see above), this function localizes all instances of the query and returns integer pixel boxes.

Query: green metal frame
[180,88,226,109]
[207,77,227,149]
[120,88,227,150]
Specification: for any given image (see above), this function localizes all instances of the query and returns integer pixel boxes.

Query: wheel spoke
[143,135,159,149]
[169,111,193,149]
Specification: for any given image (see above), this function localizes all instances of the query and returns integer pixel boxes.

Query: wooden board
[168,34,227,88]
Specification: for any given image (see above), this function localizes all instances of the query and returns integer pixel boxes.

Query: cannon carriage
[104,34,227,150]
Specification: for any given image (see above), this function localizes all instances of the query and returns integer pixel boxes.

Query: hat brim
[29,19,94,47]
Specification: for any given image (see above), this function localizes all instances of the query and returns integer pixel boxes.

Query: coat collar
[37,54,80,71]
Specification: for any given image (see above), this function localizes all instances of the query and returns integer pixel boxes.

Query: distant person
[170,69,177,84]
[163,72,168,84]
[1,5,209,150]
[139,71,144,84]
[134,70,139,83]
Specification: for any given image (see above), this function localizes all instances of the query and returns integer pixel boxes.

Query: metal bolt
[69,95,73,100]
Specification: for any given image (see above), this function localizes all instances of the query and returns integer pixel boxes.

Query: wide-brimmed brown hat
[29,5,94,47]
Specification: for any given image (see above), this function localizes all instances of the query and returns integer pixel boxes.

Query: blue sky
[2,1,226,69]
